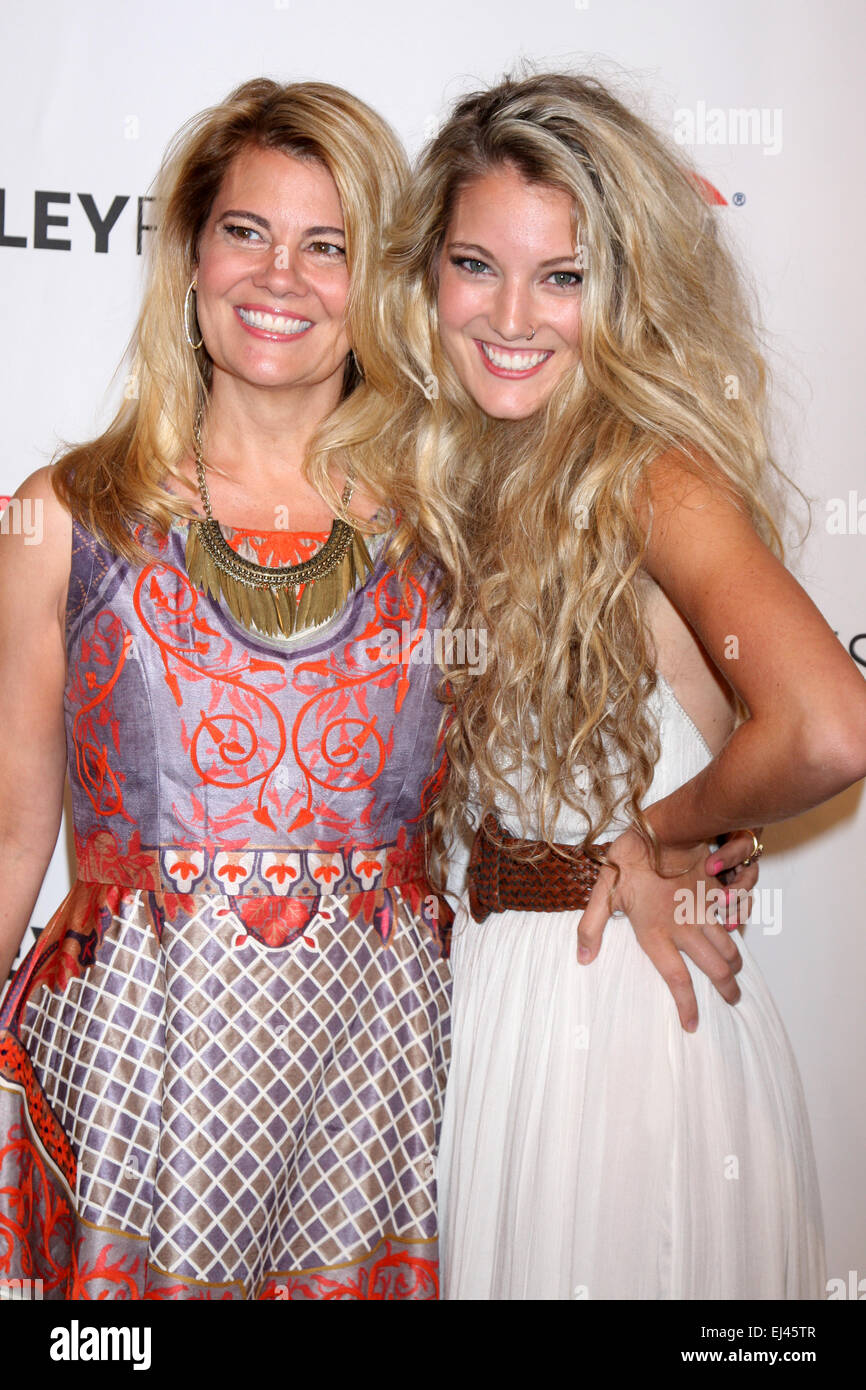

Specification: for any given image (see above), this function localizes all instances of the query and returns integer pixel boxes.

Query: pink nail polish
[710,858,723,874]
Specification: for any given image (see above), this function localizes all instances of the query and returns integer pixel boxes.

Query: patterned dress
[0,513,452,1299]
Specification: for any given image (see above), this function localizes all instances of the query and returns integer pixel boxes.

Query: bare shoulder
[635,445,748,536]
[0,464,73,632]
[634,445,774,615]
[3,464,73,546]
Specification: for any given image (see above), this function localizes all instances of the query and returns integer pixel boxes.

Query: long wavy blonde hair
[53,78,408,560]
[330,70,792,871]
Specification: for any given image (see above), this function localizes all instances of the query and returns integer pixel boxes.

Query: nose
[487,276,535,343]
[251,242,308,297]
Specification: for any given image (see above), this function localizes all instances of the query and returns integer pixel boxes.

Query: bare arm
[577,451,866,1030]
[0,467,71,983]
[640,453,866,850]
[640,568,764,904]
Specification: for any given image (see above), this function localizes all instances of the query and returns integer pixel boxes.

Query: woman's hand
[576,826,745,1032]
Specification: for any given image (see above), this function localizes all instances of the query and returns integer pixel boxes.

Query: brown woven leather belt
[467,814,605,922]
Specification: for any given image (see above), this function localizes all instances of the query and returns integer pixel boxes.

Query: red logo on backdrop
[690,173,727,206]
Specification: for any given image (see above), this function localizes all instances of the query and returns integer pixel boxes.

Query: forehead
[447,165,576,253]
[211,145,343,222]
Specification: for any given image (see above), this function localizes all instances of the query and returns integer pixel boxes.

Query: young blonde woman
[0,80,451,1300]
[352,72,866,1299]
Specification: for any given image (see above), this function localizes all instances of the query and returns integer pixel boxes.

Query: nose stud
[526,327,536,340]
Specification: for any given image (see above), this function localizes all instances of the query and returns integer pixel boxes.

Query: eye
[547,270,583,288]
[223,223,264,243]
[450,256,492,276]
[308,240,346,258]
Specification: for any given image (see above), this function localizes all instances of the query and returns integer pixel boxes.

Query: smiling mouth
[236,307,313,336]
[476,340,553,376]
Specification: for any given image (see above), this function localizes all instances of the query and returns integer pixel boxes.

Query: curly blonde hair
[53,78,408,560]
[330,69,792,872]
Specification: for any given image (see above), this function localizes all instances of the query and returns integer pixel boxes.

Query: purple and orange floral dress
[0,512,451,1299]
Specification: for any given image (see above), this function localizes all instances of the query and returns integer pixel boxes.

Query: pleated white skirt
[438,898,826,1300]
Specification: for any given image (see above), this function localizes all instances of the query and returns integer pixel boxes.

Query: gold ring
[742,830,764,866]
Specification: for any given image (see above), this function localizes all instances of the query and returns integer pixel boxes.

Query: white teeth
[238,308,312,335]
[481,342,551,370]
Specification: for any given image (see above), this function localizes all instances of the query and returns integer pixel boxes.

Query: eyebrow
[218,209,345,237]
[447,239,579,269]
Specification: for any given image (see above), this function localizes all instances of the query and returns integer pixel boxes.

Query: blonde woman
[358,72,866,1299]
[0,80,451,1300]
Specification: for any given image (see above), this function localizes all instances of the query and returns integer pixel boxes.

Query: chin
[486,405,538,421]
[474,388,544,421]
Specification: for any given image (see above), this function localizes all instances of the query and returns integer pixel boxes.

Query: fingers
[578,829,752,1033]
[719,886,754,928]
[699,919,743,971]
[707,832,764,895]
[677,928,742,1006]
[637,933,700,1032]
[576,870,616,963]
[723,860,759,893]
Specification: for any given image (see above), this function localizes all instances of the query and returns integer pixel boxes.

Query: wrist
[641,805,707,871]
[653,839,706,878]
[612,826,705,879]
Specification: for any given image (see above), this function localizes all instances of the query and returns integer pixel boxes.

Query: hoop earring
[184,279,203,350]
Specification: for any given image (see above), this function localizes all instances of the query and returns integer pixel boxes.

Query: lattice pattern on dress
[21,889,165,1235]
[17,885,449,1293]
[147,890,448,1289]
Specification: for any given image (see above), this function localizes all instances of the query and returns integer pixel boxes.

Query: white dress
[438,675,826,1300]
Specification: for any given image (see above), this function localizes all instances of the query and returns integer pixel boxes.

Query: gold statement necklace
[184,414,374,641]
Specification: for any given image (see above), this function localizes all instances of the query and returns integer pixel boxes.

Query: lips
[235,306,313,338]
[475,339,553,377]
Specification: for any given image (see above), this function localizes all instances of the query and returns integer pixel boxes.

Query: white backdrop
[1,0,863,1295]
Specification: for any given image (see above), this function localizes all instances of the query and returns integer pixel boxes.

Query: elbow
[804,710,866,793]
